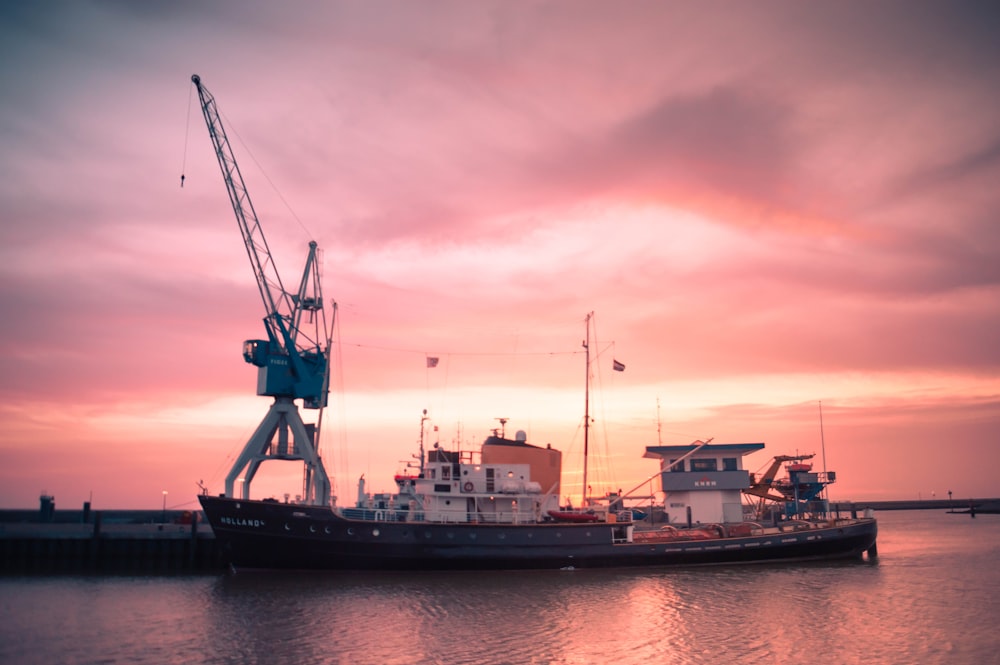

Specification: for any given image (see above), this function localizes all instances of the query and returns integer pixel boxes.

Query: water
[1,510,997,665]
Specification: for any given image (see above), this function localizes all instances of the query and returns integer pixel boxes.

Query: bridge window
[723,457,737,471]
[691,458,717,472]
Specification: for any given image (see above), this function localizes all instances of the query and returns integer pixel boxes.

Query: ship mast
[582,312,592,506]
[417,409,428,476]
[819,400,828,501]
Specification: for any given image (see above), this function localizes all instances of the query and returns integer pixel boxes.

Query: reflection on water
[1,510,997,665]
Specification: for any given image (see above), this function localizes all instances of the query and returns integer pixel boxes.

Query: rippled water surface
[2,510,998,664]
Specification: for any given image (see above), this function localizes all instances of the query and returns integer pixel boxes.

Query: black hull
[199,495,878,571]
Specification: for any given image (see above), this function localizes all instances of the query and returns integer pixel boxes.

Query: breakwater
[830,498,1000,513]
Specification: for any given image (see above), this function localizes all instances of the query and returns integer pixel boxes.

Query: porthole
[347,528,355,536]
[372,528,380,537]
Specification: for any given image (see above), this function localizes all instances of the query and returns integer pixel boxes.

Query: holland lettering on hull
[221,516,265,528]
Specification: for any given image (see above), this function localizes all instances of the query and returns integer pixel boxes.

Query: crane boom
[191,75,291,342]
[191,74,329,409]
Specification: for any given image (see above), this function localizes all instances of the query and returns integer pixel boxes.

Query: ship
[189,74,877,571]
[198,419,878,571]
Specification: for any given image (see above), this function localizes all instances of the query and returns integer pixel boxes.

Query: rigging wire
[181,81,192,187]
[330,303,350,499]
[337,340,585,359]
[220,107,315,240]
[587,315,620,498]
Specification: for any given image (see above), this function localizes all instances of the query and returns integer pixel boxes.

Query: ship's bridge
[644,442,764,524]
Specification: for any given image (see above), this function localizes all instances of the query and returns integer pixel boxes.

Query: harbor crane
[191,74,332,506]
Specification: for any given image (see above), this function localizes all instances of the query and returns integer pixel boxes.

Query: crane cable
[226,114,315,240]
[182,76,313,242]
[181,81,192,187]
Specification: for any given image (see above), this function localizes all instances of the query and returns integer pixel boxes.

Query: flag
[426,357,439,368]
[612,359,625,372]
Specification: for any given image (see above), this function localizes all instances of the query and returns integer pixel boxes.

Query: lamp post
[162,490,167,523]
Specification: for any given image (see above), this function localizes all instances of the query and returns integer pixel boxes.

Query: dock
[0,510,223,573]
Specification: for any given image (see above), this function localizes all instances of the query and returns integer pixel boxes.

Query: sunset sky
[1,1,998,510]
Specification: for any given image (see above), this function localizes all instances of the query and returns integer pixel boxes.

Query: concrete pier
[0,512,223,573]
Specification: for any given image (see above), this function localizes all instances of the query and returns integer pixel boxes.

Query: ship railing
[464,511,539,525]
[341,508,554,524]
[364,508,566,525]
[341,508,411,522]
[395,511,540,524]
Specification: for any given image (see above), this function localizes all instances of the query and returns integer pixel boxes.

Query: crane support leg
[224,397,331,505]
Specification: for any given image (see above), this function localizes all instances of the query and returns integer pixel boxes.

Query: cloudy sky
[1,1,998,509]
